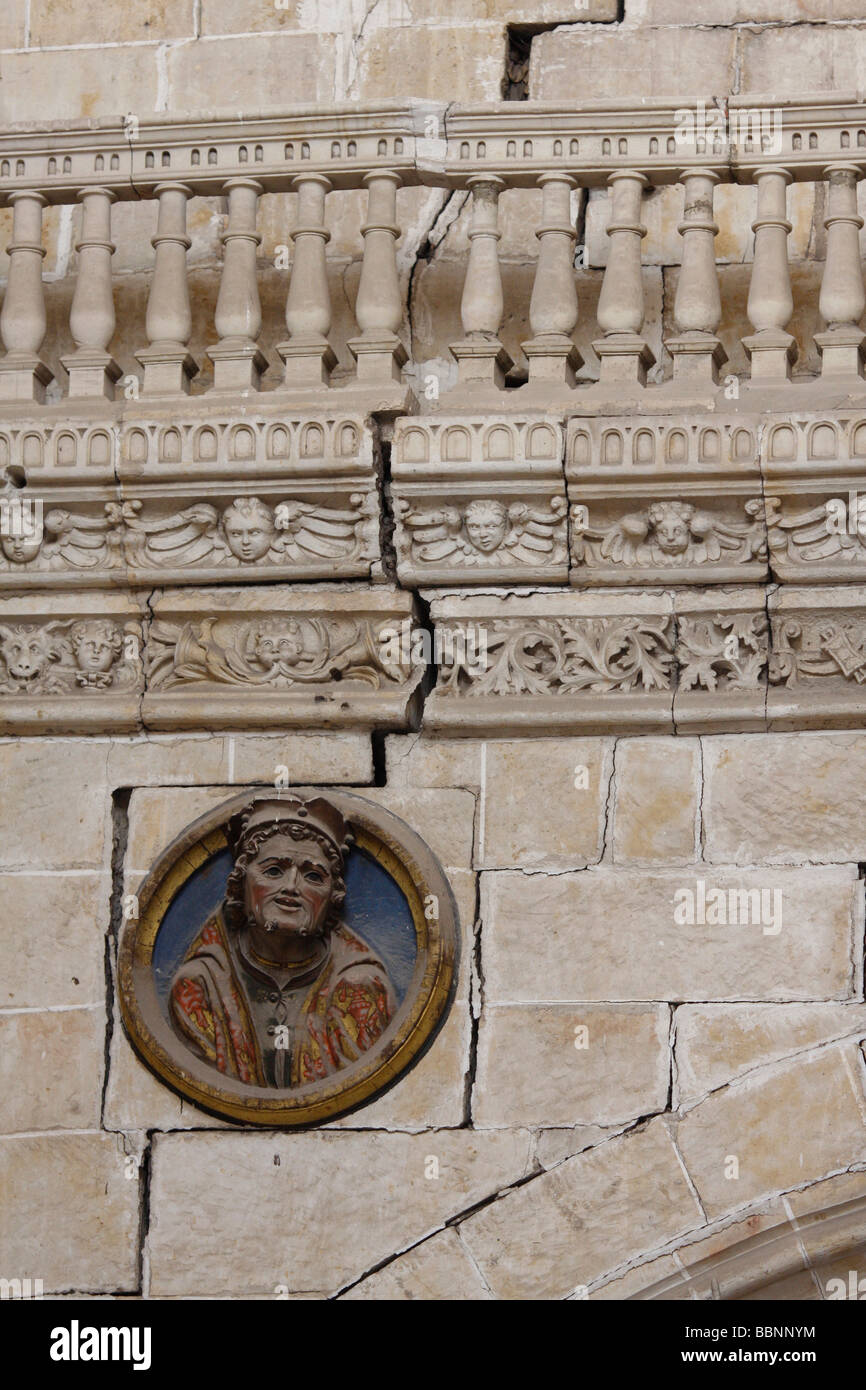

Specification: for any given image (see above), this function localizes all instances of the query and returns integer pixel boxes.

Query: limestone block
[460,1118,703,1298]
[31,0,196,44]
[344,786,477,871]
[406,0,617,16]
[385,735,484,790]
[534,1124,625,1169]
[703,731,866,863]
[675,1044,866,1220]
[0,3,26,47]
[590,1252,685,1300]
[481,865,859,1002]
[0,873,109,1008]
[201,0,308,34]
[675,1003,866,1104]
[677,1202,789,1270]
[340,1228,490,1300]
[530,27,737,101]
[147,1129,532,1296]
[0,47,160,124]
[126,785,232,871]
[354,25,504,102]
[635,0,862,18]
[478,739,613,870]
[227,733,373,786]
[0,1133,140,1293]
[473,1003,670,1128]
[740,24,866,94]
[0,742,111,869]
[106,735,232,787]
[670,1201,802,1300]
[0,1006,104,1132]
[165,34,333,114]
[612,737,699,865]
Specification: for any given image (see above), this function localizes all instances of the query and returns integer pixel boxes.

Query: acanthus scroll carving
[676,613,768,692]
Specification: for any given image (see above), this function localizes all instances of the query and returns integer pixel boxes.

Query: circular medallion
[118,789,459,1125]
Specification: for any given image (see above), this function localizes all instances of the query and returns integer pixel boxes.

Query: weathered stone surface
[531,26,737,100]
[703,732,866,864]
[474,1004,670,1129]
[346,786,477,871]
[590,1251,685,1300]
[460,1118,703,1298]
[227,733,373,787]
[103,998,232,1133]
[339,1228,490,1300]
[612,738,699,865]
[0,46,160,122]
[148,1130,531,1296]
[675,1003,866,1104]
[354,25,504,101]
[477,739,612,871]
[0,873,109,1008]
[385,734,484,790]
[0,1133,140,1292]
[740,23,866,93]
[31,0,196,45]
[166,33,333,113]
[482,866,859,1002]
[0,1006,104,1131]
[0,2,26,47]
[633,0,862,22]
[126,786,232,871]
[675,1044,866,1220]
[105,735,232,787]
[0,742,110,869]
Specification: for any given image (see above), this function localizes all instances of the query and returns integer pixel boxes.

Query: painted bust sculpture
[169,794,396,1088]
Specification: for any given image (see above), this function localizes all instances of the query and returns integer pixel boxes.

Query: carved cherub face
[465,501,508,553]
[647,502,694,556]
[243,832,334,939]
[70,620,122,674]
[251,620,304,668]
[222,498,277,563]
[0,534,42,563]
[0,628,53,681]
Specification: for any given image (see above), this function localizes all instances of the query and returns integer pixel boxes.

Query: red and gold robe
[169,913,395,1087]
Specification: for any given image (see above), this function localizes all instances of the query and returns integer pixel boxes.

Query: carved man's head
[224,797,351,941]
[647,501,695,556]
[70,619,123,674]
[464,500,508,553]
[221,497,277,563]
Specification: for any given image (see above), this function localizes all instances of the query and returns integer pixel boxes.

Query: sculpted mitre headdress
[227,795,351,862]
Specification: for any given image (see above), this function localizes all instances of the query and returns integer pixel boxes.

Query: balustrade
[0,97,864,409]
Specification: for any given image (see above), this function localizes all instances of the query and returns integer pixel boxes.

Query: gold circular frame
[118,788,459,1126]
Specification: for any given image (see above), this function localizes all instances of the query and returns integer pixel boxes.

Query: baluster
[0,191,53,402]
[742,167,796,382]
[62,188,122,399]
[136,181,198,395]
[277,173,336,389]
[666,168,727,386]
[593,171,654,388]
[348,170,408,384]
[522,173,582,388]
[815,163,866,378]
[209,177,267,392]
[449,175,513,389]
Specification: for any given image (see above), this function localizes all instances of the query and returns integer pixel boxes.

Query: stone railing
[4,96,866,737]
[2,95,866,409]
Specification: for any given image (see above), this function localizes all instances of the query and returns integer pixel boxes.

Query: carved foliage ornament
[118,790,459,1125]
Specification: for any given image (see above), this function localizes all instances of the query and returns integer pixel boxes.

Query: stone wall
[3,0,866,1302]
